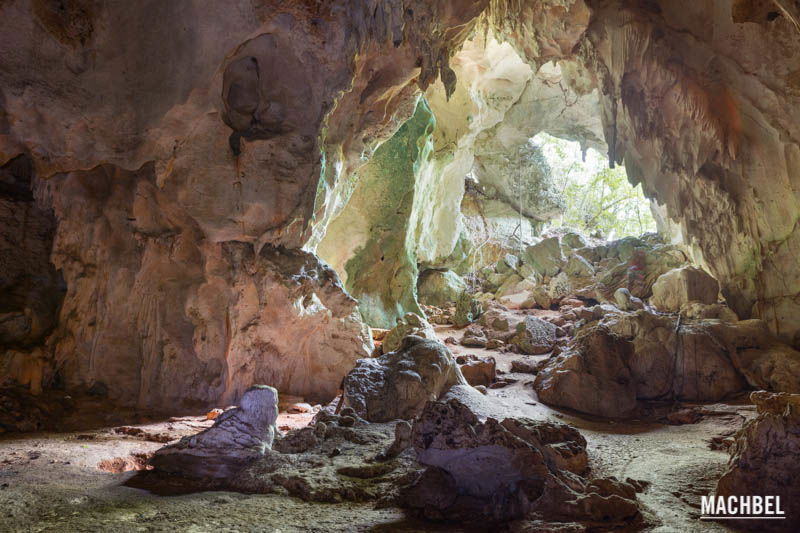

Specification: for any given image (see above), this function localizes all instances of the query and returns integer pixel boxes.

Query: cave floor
[0,320,754,532]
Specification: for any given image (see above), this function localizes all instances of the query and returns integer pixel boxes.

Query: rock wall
[0,0,487,406]
[4,0,800,405]
[317,101,435,328]
[479,0,800,344]
[45,165,373,408]
[0,154,64,394]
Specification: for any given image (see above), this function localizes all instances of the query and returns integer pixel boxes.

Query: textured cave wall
[37,164,371,408]
[0,0,488,406]
[317,101,435,329]
[0,154,64,394]
[5,0,800,406]
[567,0,800,343]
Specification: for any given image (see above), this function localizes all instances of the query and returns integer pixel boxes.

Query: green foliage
[534,133,656,239]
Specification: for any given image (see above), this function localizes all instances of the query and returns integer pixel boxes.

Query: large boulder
[510,316,557,355]
[343,336,466,422]
[715,391,800,531]
[534,324,639,418]
[613,288,644,311]
[522,285,553,309]
[150,385,278,478]
[563,254,595,278]
[650,266,719,312]
[561,232,588,250]
[455,354,496,387]
[402,398,641,524]
[547,272,573,300]
[732,344,800,393]
[534,311,748,417]
[595,244,687,301]
[381,312,437,354]
[417,270,467,307]
[522,237,564,278]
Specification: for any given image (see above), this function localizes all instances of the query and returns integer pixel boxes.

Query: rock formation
[715,391,800,531]
[402,398,642,525]
[650,266,720,312]
[3,14,800,533]
[533,308,789,417]
[417,269,467,307]
[455,354,496,387]
[150,385,279,478]
[0,0,487,406]
[342,335,467,422]
[379,312,438,354]
[510,316,558,355]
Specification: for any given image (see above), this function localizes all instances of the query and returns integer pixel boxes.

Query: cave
[1,0,800,531]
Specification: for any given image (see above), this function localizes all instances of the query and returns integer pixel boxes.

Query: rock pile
[471,233,688,311]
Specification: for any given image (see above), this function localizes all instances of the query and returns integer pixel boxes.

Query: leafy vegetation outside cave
[533,132,657,239]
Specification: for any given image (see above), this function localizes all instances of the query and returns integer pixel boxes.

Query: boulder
[563,254,595,278]
[381,312,437,354]
[607,237,645,263]
[534,325,639,418]
[650,266,719,312]
[522,286,553,309]
[461,327,488,347]
[613,288,644,311]
[510,316,557,355]
[561,232,587,250]
[574,246,601,264]
[495,273,525,298]
[715,391,800,531]
[522,237,564,278]
[478,306,521,333]
[402,398,640,524]
[680,302,738,322]
[495,254,520,274]
[342,336,466,422]
[732,344,800,393]
[455,354,496,386]
[510,358,539,374]
[547,272,572,300]
[417,270,467,307]
[595,245,687,301]
[534,311,748,418]
[150,385,278,478]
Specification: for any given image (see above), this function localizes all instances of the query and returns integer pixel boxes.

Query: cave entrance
[532,132,656,241]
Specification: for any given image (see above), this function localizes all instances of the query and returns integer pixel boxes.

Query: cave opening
[533,132,657,240]
[2,1,800,531]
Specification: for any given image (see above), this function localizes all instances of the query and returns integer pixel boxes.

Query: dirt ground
[0,320,753,532]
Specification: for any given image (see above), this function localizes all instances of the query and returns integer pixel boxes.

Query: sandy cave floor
[0,319,756,533]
